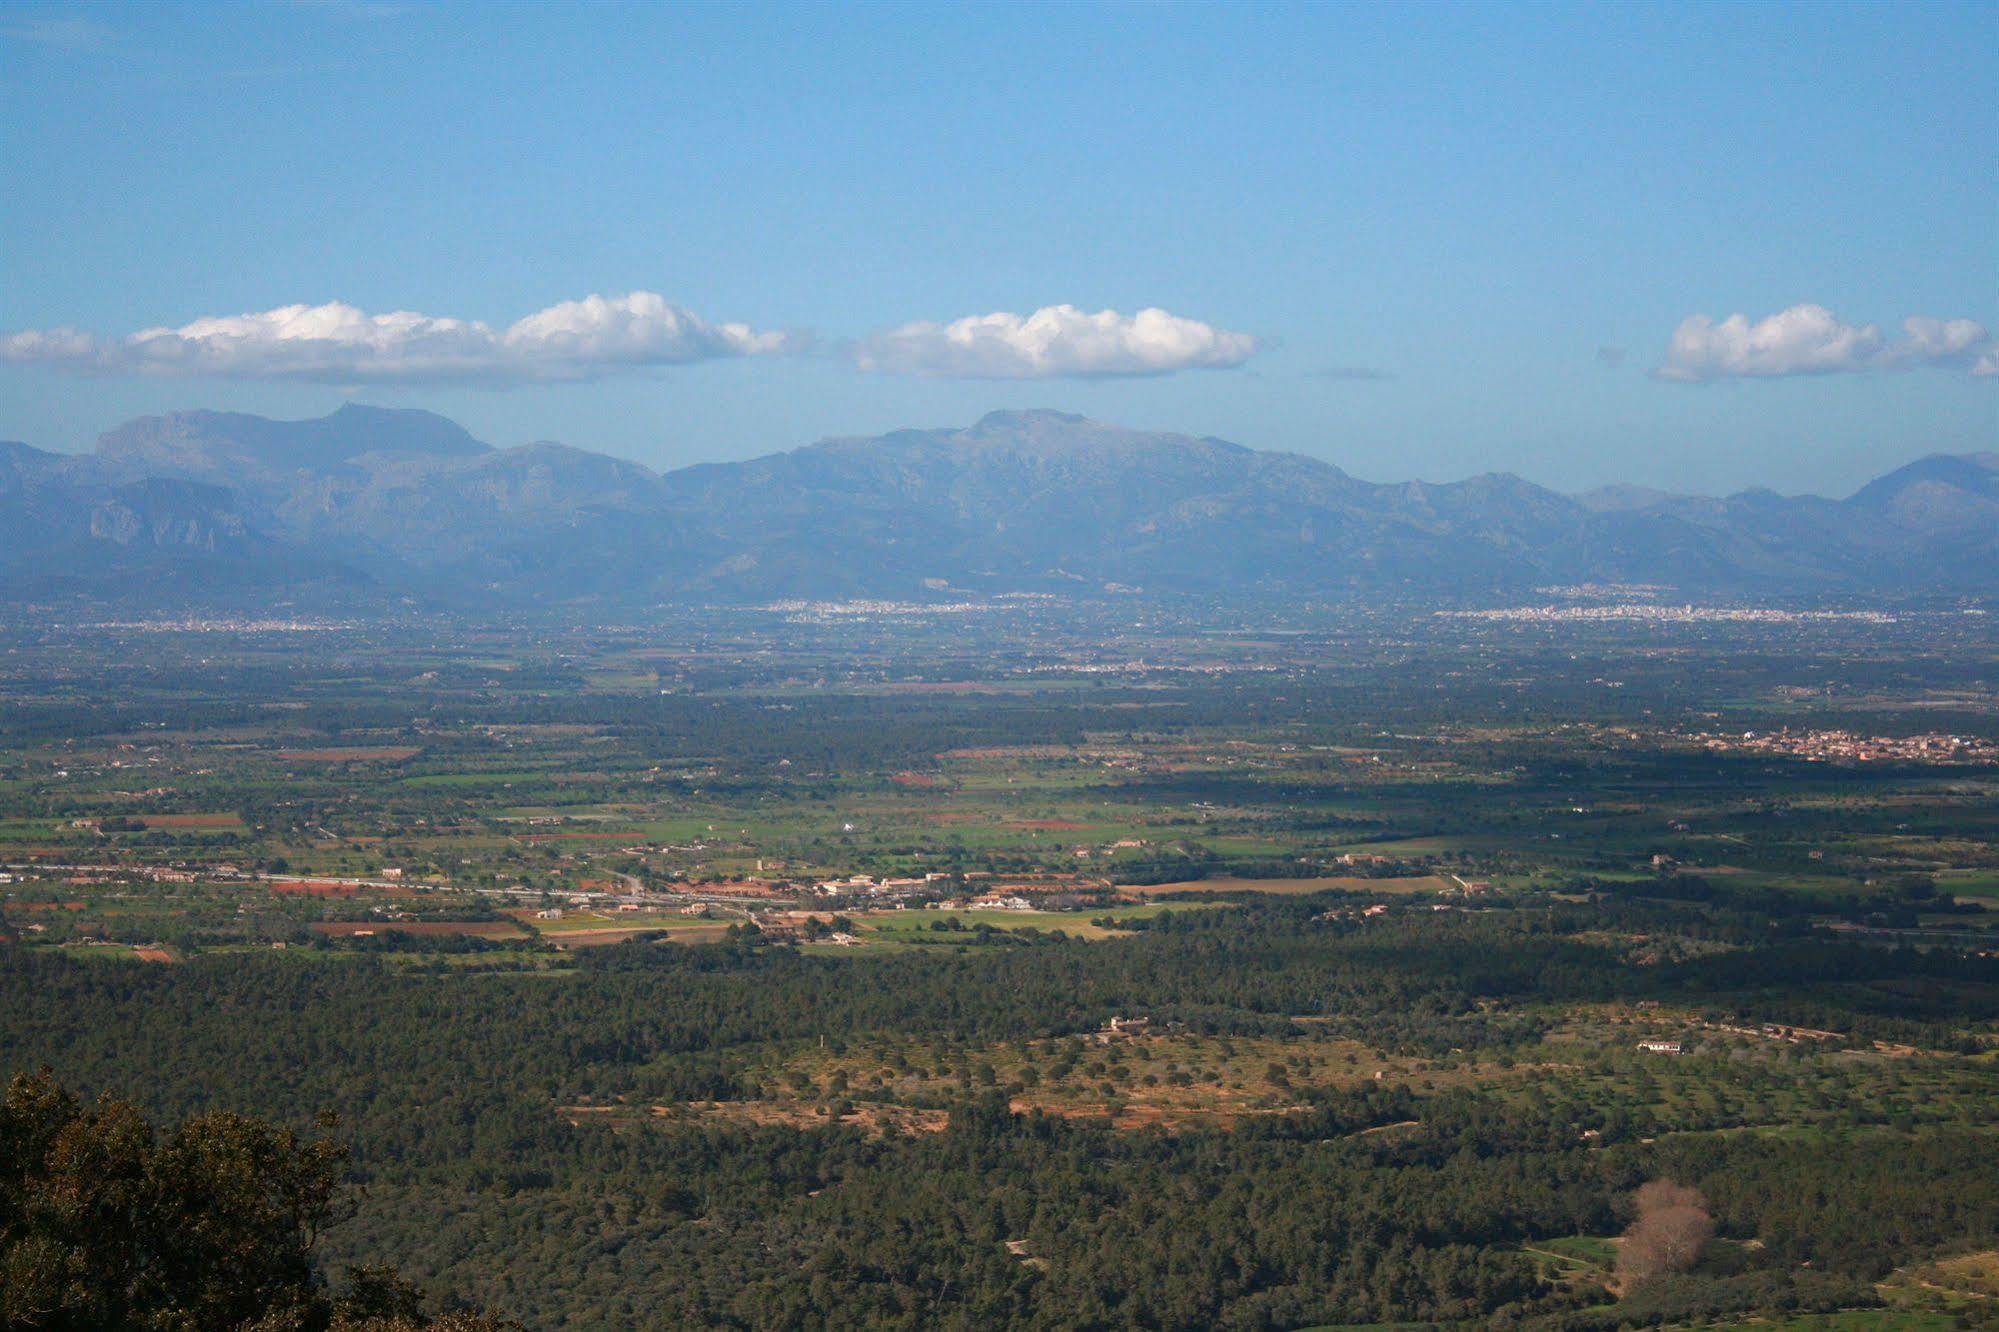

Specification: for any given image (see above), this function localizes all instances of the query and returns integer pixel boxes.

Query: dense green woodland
[5,900,1997,1329]
[0,1071,514,1331]
[2,614,1995,1326]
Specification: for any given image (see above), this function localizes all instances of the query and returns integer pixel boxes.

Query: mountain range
[2,404,1992,607]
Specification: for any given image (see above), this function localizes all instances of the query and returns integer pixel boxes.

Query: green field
[2,606,1996,1329]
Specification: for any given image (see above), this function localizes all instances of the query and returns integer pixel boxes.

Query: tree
[1616,1179,1715,1291]
[0,1071,512,1332]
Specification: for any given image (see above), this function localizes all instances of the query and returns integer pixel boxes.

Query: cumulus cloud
[854,305,1259,378]
[1898,315,1989,364]
[0,292,799,385]
[0,327,100,362]
[4,296,1257,385]
[1657,304,1994,382]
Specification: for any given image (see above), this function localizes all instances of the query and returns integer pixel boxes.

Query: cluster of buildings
[950,894,1036,912]
[1093,1015,1154,1044]
[1439,604,1897,624]
[81,617,353,633]
[763,599,999,620]
[806,872,954,900]
[1689,727,1997,765]
[1314,903,1393,922]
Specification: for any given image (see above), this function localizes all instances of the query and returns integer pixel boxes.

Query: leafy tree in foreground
[0,1071,510,1332]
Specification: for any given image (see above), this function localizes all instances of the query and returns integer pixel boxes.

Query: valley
[2,603,1996,1328]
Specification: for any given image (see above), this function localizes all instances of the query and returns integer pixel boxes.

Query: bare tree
[1616,1178,1715,1289]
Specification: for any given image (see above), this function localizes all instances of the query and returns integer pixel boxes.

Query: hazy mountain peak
[0,440,61,468]
[7,404,1995,605]
[324,401,487,442]
[1848,451,1999,506]
[97,404,490,475]
[0,441,66,495]
[949,408,1254,464]
[1436,471,1544,496]
[970,408,1089,432]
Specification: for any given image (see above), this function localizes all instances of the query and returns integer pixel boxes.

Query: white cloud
[503,292,792,367]
[0,292,800,385]
[1658,304,1993,382]
[5,296,1256,385]
[1896,315,1989,365]
[854,305,1260,378]
[0,327,100,362]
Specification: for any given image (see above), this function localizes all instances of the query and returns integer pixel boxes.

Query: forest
[1,606,1995,1328]
[4,895,1997,1328]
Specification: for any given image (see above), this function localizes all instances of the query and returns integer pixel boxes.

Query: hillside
[2,407,1991,607]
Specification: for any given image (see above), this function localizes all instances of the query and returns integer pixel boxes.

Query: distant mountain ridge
[2,406,1992,607]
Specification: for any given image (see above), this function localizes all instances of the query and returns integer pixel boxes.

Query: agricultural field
[4,610,1994,964]
[1,604,1996,1329]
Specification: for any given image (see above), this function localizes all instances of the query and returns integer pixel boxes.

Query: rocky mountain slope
[2,406,1990,606]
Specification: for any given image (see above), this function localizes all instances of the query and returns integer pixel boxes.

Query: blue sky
[1,0,1992,494]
